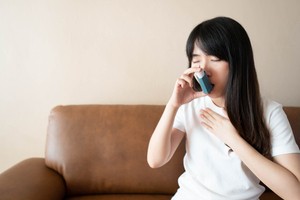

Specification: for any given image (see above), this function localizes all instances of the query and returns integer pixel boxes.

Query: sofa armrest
[0,157,66,200]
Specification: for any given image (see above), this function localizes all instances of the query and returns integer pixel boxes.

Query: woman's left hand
[200,109,300,200]
[200,108,240,147]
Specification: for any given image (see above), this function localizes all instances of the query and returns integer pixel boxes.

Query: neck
[211,97,225,108]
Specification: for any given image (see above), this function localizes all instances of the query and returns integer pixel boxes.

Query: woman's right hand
[148,67,204,168]
[169,67,206,108]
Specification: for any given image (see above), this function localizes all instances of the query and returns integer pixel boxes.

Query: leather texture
[0,158,66,199]
[1,105,299,200]
[45,105,185,196]
[284,107,300,145]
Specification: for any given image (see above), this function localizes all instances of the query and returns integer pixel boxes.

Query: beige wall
[0,0,299,172]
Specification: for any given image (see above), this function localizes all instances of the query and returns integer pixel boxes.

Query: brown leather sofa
[0,105,299,200]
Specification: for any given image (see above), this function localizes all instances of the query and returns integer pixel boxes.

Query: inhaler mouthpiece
[194,71,213,94]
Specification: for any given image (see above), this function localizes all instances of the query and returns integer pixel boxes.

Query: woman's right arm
[147,67,204,168]
[147,103,185,168]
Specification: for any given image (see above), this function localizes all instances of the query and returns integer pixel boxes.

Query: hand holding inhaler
[193,71,214,94]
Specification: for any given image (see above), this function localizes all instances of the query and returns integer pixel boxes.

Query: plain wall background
[0,0,299,173]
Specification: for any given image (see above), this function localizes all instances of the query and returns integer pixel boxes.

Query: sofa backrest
[283,107,300,146]
[45,105,185,196]
[45,105,300,197]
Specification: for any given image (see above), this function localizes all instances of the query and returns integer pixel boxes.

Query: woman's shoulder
[262,97,287,125]
[262,97,281,108]
[262,98,283,115]
[262,98,300,156]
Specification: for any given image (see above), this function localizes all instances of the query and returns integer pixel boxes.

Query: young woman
[147,17,300,200]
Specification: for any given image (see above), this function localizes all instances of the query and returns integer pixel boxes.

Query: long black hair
[186,17,270,157]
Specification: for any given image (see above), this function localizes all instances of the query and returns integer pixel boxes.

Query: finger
[179,74,193,87]
[193,91,207,99]
[176,78,187,88]
[200,121,212,131]
[183,67,202,76]
[200,109,215,126]
[201,109,216,121]
[203,108,223,120]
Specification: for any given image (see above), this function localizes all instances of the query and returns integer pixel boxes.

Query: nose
[200,59,212,77]
[200,59,207,71]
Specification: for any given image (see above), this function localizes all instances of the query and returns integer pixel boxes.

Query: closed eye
[210,56,221,62]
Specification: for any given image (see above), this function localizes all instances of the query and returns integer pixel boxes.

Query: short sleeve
[265,101,300,157]
[173,105,186,133]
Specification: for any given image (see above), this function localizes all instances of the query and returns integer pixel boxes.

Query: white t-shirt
[172,96,300,200]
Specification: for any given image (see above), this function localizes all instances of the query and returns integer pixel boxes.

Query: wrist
[166,99,181,110]
[228,134,252,155]
[225,131,243,151]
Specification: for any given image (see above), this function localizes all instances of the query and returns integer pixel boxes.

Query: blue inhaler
[194,71,213,94]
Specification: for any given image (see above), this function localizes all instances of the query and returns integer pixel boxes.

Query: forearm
[230,136,300,199]
[147,103,180,168]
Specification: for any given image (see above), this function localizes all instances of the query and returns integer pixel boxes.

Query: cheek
[214,76,227,88]
[219,65,229,82]
[221,70,229,81]
[219,73,229,87]
[213,67,229,86]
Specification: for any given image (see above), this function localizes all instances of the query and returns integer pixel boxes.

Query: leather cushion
[45,105,185,196]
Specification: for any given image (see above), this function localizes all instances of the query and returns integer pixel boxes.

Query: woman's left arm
[200,108,300,200]
[230,136,300,199]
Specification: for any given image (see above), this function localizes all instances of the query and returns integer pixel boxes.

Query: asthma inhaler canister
[194,71,213,94]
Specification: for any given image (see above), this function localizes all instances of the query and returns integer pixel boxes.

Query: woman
[147,17,300,200]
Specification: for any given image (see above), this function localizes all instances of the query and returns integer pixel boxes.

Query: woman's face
[191,43,229,107]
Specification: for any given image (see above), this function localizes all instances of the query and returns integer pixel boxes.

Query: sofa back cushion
[284,107,300,146]
[45,105,185,196]
[45,105,300,197]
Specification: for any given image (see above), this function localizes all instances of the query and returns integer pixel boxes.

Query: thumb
[193,91,207,99]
